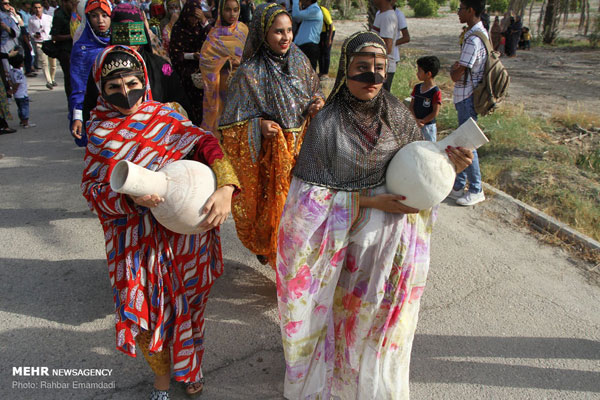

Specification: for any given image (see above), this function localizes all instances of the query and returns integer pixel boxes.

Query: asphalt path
[1,73,599,400]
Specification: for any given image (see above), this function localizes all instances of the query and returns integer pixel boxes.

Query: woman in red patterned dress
[81,45,239,400]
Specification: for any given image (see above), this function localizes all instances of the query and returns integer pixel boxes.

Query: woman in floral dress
[276,31,474,399]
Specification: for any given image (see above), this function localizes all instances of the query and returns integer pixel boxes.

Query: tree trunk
[538,0,546,33]
[584,0,590,35]
[367,0,377,30]
[543,0,558,43]
[579,0,586,31]
[528,0,535,34]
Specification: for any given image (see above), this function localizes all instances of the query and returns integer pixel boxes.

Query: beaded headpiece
[110,3,148,45]
[111,22,148,45]
[100,50,143,78]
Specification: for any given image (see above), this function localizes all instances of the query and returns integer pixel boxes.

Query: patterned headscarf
[219,3,322,131]
[293,31,422,190]
[198,0,248,133]
[91,45,152,111]
[240,2,288,62]
[169,0,207,52]
[85,0,112,16]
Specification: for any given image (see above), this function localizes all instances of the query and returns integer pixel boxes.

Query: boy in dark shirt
[409,55,441,142]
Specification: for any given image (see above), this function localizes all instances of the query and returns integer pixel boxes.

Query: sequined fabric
[219,3,322,267]
[221,121,308,266]
[199,0,248,135]
[219,3,322,131]
[293,31,422,191]
[135,330,171,376]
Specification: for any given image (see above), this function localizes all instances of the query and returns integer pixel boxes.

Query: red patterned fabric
[82,46,226,383]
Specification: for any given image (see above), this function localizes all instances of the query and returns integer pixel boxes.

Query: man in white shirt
[28,0,55,89]
[371,0,397,92]
[42,0,55,16]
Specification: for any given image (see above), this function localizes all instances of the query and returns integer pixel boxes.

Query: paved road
[1,73,599,400]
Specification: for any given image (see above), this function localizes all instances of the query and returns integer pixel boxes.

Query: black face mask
[104,88,145,110]
[348,71,385,84]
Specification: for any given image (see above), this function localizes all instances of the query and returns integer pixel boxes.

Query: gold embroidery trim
[211,156,241,190]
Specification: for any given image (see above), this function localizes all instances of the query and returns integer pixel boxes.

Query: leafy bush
[412,0,439,17]
[434,0,446,5]
[488,0,509,13]
[449,0,459,12]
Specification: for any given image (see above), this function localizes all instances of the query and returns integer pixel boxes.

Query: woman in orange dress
[219,3,324,266]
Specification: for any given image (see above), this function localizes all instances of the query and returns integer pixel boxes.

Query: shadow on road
[412,334,600,392]
[0,258,113,325]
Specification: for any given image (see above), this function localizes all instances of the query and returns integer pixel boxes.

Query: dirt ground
[334,9,600,118]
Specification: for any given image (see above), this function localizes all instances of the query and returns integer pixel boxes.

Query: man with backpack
[449,0,488,206]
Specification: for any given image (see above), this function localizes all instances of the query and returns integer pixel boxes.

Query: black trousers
[299,42,320,71]
[383,71,395,92]
[318,31,335,76]
[56,50,72,102]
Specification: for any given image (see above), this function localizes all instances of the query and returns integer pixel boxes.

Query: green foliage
[577,148,600,174]
[434,0,446,5]
[449,0,459,13]
[412,0,439,17]
[488,0,509,13]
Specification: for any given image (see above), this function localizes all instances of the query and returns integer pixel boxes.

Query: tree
[542,0,559,43]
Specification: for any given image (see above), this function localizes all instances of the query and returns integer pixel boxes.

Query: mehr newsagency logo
[12,367,116,390]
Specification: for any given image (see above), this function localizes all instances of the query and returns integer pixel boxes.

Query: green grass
[324,51,600,241]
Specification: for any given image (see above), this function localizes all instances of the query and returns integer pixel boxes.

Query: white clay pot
[386,118,489,209]
[110,160,216,234]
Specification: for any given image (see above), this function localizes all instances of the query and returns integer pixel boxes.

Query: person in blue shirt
[291,0,321,70]
[69,0,111,147]
[17,3,35,76]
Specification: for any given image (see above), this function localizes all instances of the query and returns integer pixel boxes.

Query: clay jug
[110,160,216,234]
[386,118,489,209]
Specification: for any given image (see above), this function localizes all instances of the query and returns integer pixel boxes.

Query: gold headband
[101,56,141,78]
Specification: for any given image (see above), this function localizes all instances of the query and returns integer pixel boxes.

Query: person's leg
[452,98,473,191]
[21,97,30,126]
[453,96,484,205]
[49,57,57,83]
[383,71,395,92]
[35,43,52,85]
[421,123,437,142]
[136,330,171,392]
[318,32,326,75]
[58,52,71,99]
[323,30,334,75]
[15,98,25,122]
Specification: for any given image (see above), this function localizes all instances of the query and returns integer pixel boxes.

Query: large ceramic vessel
[386,118,489,209]
[110,160,216,234]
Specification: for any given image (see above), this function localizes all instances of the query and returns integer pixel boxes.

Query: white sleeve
[378,12,397,40]
[372,12,381,31]
[396,10,407,31]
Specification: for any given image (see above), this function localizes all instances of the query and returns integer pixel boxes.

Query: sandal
[256,255,268,265]
[149,388,170,400]
[185,377,205,397]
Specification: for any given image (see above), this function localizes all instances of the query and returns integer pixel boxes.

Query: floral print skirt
[276,177,436,400]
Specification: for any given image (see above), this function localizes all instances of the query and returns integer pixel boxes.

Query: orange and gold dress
[218,3,323,267]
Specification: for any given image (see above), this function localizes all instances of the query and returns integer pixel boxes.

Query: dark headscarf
[168,0,213,124]
[169,0,210,56]
[219,3,322,131]
[292,31,421,190]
